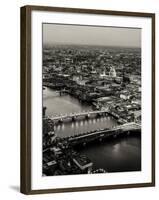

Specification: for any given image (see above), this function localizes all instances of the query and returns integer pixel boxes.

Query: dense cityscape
[42,45,141,176]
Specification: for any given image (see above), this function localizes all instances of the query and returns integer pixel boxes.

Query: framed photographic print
[20,5,155,194]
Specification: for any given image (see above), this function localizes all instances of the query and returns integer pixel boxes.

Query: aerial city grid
[42,24,141,176]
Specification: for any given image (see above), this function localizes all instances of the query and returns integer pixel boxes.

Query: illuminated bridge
[48,109,110,122]
[63,122,141,146]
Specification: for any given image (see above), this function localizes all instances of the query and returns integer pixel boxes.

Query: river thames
[43,87,141,172]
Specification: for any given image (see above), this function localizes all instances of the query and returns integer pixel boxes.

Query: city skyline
[43,24,141,48]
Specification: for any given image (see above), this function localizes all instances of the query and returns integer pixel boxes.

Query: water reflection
[77,136,141,172]
[43,87,92,116]
[53,116,117,138]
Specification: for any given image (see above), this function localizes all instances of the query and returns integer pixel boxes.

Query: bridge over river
[46,108,124,122]
[45,109,128,125]
[62,122,141,146]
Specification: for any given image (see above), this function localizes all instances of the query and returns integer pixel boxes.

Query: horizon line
[43,43,141,49]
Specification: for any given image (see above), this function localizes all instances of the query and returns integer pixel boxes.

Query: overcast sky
[43,23,141,48]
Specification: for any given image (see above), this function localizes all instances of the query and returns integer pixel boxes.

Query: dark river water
[43,87,141,172]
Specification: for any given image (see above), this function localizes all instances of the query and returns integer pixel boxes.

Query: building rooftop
[73,155,93,170]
